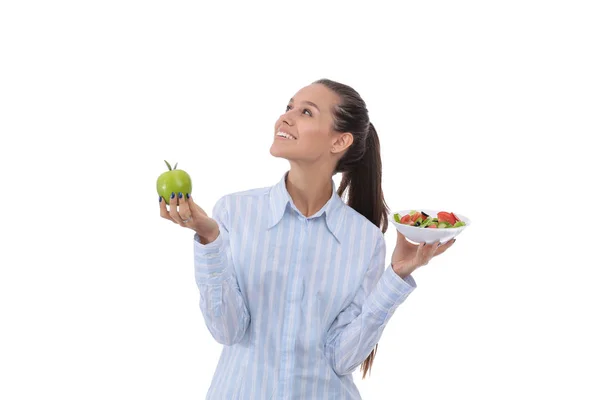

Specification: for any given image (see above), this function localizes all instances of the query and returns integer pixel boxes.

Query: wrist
[392,262,411,279]
[198,228,220,244]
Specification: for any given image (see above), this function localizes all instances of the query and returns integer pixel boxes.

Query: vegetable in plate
[393,210,466,228]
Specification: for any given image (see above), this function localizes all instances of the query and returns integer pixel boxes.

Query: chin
[270,143,290,159]
[269,146,288,159]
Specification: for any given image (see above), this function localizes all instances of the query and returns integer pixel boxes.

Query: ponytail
[336,122,389,379]
[337,122,389,233]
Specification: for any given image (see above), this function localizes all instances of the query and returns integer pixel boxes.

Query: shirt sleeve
[193,195,250,346]
[324,232,417,376]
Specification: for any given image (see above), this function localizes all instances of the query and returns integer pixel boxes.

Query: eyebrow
[289,98,320,112]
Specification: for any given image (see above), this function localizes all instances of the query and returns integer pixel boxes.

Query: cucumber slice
[394,213,401,223]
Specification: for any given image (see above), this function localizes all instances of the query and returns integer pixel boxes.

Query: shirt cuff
[194,232,223,252]
[194,232,227,282]
[366,265,417,321]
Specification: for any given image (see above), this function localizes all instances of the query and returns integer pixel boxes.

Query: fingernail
[170,192,175,199]
[186,193,190,199]
[178,192,183,199]
[159,196,162,203]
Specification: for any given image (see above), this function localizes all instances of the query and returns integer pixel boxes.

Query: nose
[280,112,294,127]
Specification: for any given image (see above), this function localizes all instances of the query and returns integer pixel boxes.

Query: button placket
[278,216,307,395]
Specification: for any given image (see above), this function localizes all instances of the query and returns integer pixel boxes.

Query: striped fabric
[194,171,417,399]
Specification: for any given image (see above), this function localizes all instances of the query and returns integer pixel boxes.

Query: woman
[159,79,456,399]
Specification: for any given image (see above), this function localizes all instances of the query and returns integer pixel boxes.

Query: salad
[393,210,466,229]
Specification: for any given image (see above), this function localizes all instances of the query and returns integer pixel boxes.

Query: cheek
[300,130,330,153]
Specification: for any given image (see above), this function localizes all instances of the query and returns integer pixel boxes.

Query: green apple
[156,160,192,205]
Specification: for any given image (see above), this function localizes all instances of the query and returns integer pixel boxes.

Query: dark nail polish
[159,196,162,203]
[170,192,175,199]
[178,192,183,199]
[186,193,190,199]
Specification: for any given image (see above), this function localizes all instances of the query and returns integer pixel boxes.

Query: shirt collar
[268,171,345,243]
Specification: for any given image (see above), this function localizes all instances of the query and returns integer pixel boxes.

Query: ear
[331,132,354,154]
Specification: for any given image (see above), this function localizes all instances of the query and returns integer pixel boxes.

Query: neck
[286,163,334,218]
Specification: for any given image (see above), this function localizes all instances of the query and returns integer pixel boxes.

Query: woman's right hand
[159,192,220,243]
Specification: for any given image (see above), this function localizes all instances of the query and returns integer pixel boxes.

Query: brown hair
[313,78,389,378]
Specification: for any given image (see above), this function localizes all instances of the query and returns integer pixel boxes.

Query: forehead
[291,84,339,113]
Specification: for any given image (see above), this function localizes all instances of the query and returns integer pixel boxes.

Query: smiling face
[270,83,353,169]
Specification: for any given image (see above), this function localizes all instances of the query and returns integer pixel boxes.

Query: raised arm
[324,233,417,376]
[193,195,250,345]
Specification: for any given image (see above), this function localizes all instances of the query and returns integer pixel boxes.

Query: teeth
[277,131,295,140]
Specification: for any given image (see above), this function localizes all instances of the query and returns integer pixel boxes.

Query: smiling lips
[276,131,297,140]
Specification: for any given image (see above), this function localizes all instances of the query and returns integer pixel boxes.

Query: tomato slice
[427,224,437,228]
[411,212,422,222]
[400,214,412,224]
[451,212,461,222]
[437,211,456,225]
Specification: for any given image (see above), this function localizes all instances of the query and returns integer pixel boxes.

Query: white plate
[389,209,471,245]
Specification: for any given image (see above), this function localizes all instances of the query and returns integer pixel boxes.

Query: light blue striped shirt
[193,171,417,399]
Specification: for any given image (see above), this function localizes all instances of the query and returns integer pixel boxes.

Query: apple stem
[164,160,172,171]
[174,162,178,170]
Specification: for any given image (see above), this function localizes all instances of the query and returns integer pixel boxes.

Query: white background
[1,1,599,399]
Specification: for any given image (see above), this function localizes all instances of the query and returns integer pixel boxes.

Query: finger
[426,241,440,259]
[433,238,456,257]
[423,241,436,264]
[169,192,184,224]
[188,195,208,218]
[416,241,429,266]
[159,195,175,222]
[419,241,439,266]
[178,192,192,224]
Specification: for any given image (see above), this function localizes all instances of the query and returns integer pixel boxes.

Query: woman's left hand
[391,230,456,279]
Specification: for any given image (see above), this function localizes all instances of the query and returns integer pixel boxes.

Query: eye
[285,105,312,117]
